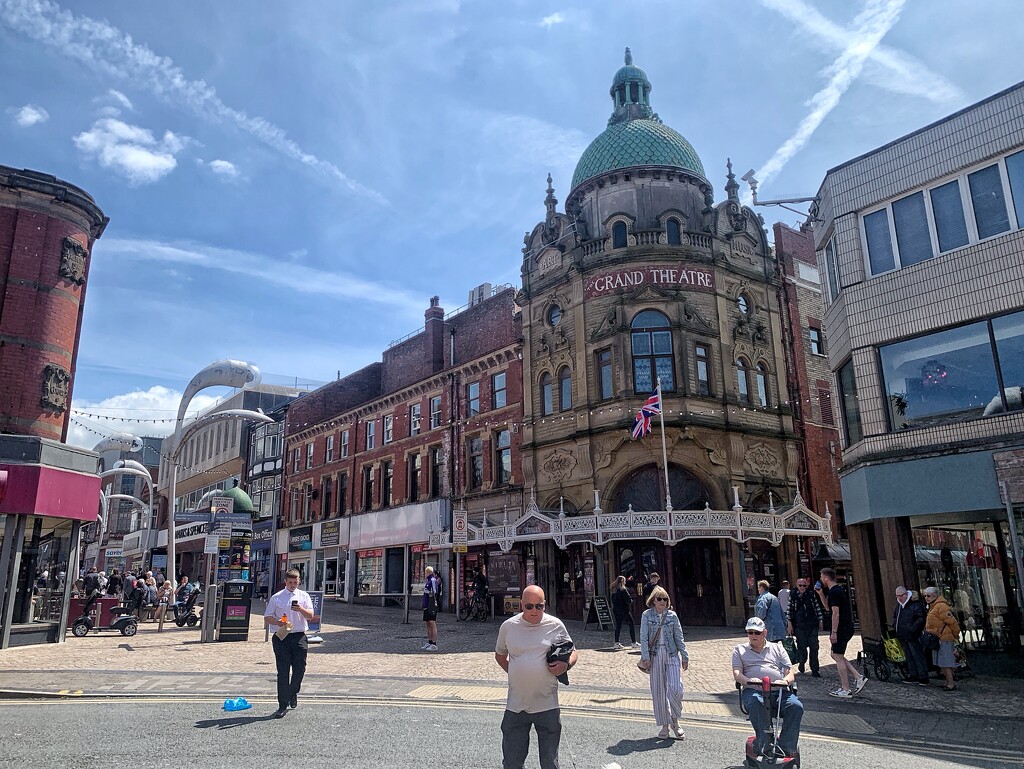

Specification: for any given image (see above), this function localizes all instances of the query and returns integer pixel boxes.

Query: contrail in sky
[756,0,908,190]
[0,0,386,204]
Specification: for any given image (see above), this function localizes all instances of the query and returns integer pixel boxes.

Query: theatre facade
[507,51,831,625]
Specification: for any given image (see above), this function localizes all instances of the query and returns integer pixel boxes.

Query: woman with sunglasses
[639,586,689,739]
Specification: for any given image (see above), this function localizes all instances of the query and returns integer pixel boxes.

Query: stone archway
[612,463,711,512]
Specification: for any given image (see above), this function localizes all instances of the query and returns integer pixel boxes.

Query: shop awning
[814,542,852,562]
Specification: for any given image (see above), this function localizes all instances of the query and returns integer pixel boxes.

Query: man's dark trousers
[901,636,928,681]
[272,631,308,709]
[501,708,561,769]
[793,624,819,673]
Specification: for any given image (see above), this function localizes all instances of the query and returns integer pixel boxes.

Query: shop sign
[175,521,209,544]
[321,520,341,547]
[358,548,383,558]
[104,547,123,558]
[488,553,522,595]
[289,526,313,552]
[251,521,273,551]
[584,264,715,298]
[410,543,429,553]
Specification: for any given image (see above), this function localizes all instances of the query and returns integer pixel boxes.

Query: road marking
[55,690,83,696]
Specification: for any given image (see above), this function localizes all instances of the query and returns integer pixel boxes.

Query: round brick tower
[0,166,108,441]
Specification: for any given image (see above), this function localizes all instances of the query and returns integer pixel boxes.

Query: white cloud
[0,0,385,203]
[108,88,133,111]
[73,117,189,184]
[754,0,907,190]
[9,103,49,126]
[540,12,565,28]
[67,385,220,449]
[208,159,239,178]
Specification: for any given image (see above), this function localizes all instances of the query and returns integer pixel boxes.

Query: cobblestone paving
[1,600,1020,750]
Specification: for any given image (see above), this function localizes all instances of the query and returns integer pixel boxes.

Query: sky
[1,0,1021,449]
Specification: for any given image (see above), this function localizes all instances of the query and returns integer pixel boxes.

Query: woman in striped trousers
[639,585,689,739]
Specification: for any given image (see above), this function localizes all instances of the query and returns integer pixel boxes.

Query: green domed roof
[571,48,705,190]
[198,484,254,513]
[571,119,706,189]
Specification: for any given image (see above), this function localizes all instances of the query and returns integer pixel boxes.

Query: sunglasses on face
[746,630,763,635]
[654,597,668,602]
[522,602,545,610]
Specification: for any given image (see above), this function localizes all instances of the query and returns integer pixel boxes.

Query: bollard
[200,584,218,642]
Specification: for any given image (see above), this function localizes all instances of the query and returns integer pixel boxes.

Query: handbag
[781,635,798,662]
[637,614,665,673]
[920,630,940,651]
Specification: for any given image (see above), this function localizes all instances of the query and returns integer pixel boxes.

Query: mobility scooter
[738,677,800,768]
[70,591,138,637]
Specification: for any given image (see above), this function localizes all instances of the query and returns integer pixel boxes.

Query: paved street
[1,599,1021,764]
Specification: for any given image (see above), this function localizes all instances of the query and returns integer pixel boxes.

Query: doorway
[672,539,725,626]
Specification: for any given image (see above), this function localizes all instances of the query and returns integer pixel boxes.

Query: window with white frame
[326,434,335,463]
[383,414,393,444]
[365,421,375,450]
[863,148,1024,277]
[292,447,301,472]
[430,396,442,429]
[341,430,350,458]
[410,403,421,436]
[306,441,314,469]
[492,372,507,409]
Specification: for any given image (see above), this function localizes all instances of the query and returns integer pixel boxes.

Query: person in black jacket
[106,568,123,597]
[611,575,637,648]
[892,586,929,685]
[786,578,823,676]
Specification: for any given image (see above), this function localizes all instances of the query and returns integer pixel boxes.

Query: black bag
[920,630,940,651]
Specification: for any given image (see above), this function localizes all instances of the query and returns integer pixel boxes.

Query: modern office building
[812,81,1024,662]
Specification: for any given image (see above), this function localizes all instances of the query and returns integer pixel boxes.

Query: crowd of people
[75,566,200,622]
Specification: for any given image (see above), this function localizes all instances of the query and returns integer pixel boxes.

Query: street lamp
[164,360,264,589]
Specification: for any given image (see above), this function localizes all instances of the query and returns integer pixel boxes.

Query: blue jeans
[501,708,561,769]
[743,688,803,756]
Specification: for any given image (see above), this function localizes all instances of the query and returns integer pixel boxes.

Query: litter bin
[217,580,253,641]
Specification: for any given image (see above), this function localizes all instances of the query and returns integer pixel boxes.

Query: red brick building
[278,288,523,605]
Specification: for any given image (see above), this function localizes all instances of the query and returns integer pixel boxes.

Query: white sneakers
[632,642,641,648]
[829,688,852,698]
[421,642,438,651]
[853,675,867,694]
[612,642,623,650]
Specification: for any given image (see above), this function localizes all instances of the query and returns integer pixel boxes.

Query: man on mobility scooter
[732,616,804,767]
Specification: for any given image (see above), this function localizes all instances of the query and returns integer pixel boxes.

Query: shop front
[251,519,273,597]
[1,438,101,648]
[286,524,313,590]
[173,520,208,585]
[313,518,349,599]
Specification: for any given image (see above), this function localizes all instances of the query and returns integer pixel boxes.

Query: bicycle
[459,589,490,621]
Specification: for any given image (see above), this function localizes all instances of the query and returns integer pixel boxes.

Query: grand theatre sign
[585,264,715,298]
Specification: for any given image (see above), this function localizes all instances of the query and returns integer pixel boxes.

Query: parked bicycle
[458,588,490,621]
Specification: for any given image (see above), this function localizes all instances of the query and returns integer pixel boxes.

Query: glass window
[341,430,349,458]
[864,208,896,274]
[541,373,553,415]
[991,310,1024,414]
[306,442,314,469]
[930,179,970,253]
[410,404,421,436]
[495,429,511,485]
[824,237,840,300]
[738,295,750,315]
[598,349,613,399]
[468,437,483,490]
[7,517,74,625]
[968,164,1011,239]
[338,473,347,515]
[292,448,300,472]
[547,306,562,326]
[880,320,999,430]
[837,359,863,444]
[1007,149,1024,227]
[736,359,750,404]
[558,367,572,411]
[362,466,374,511]
[429,446,442,497]
[326,435,334,463]
[695,344,710,396]
[892,191,933,267]
[755,364,769,407]
[356,550,383,596]
[492,372,506,409]
[467,382,480,416]
[365,422,375,451]
[430,396,442,429]
[613,221,627,248]
[667,218,681,245]
[322,476,333,520]
[631,310,674,393]
[381,461,393,507]
[408,453,421,502]
[383,415,393,444]
[809,327,824,356]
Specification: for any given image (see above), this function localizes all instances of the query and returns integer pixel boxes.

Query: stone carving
[678,297,714,330]
[594,435,624,470]
[60,236,88,285]
[590,306,618,341]
[681,426,728,466]
[41,363,71,412]
[744,443,781,476]
[541,449,578,482]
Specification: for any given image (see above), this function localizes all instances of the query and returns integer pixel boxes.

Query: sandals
[942,685,958,691]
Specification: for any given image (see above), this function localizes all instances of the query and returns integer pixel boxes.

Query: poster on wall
[488,553,522,595]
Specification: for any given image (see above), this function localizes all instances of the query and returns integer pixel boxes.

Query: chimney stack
[425,296,444,373]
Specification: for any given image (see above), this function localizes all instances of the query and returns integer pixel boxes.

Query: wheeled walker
[738,678,800,768]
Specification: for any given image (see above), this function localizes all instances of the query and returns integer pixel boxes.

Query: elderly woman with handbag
[638,585,689,739]
[922,586,962,691]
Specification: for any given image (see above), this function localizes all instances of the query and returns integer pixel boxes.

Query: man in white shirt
[264,569,315,718]
[777,580,791,618]
[495,585,577,769]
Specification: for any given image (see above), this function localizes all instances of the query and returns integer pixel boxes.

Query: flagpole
[656,379,671,512]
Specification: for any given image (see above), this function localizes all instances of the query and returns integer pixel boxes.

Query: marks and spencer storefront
[1,437,101,648]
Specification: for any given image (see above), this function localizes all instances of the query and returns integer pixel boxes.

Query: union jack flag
[631,388,662,440]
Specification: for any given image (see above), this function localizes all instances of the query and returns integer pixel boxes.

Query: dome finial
[725,157,740,201]
[624,47,632,65]
[544,173,558,229]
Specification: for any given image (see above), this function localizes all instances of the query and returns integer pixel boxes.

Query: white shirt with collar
[264,586,313,634]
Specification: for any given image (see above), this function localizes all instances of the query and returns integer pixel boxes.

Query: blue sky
[1,0,1020,448]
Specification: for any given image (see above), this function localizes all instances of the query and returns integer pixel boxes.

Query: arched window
[667,218,682,245]
[612,221,628,249]
[736,359,750,404]
[558,367,572,411]
[540,373,553,416]
[755,363,769,407]
[631,310,674,393]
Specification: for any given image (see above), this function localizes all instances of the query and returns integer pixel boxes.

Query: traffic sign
[453,510,468,547]
[453,545,468,553]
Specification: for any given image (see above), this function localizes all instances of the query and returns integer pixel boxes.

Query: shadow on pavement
[195,713,279,729]
[606,736,675,755]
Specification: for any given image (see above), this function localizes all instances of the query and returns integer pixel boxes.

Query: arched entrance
[612,464,726,625]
